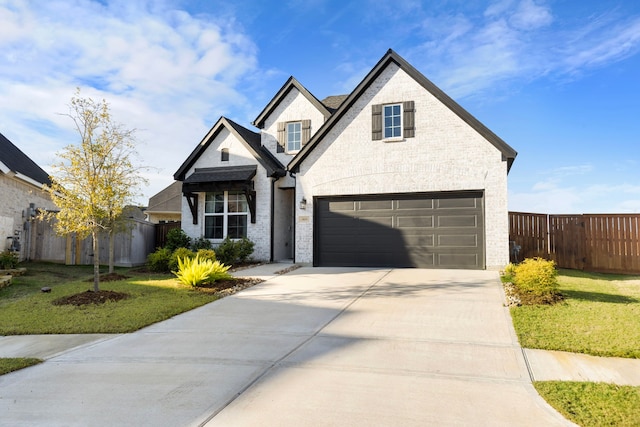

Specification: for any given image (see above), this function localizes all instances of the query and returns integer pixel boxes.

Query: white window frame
[286,121,302,153]
[203,191,248,241]
[383,103,403,140]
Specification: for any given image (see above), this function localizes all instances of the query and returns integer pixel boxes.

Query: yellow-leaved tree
[45,90,147,291]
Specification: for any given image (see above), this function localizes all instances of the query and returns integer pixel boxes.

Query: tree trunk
[92,230,100,292]
[108,229,115,274]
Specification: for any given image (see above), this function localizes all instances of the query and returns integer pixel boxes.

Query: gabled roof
[174,117,285,181]
[252,76,332,129]
[289,49,518,172]
[0,131,52,187]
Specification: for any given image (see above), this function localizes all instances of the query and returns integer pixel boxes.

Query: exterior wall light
[299,198,307,210]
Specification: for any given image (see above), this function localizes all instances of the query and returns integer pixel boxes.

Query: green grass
[510,269,640,358]
[0,262,220,335]
[0,358,42,375]
[535,382,640,427]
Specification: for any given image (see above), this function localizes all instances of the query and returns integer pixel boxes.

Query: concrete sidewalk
[0,265,634,426]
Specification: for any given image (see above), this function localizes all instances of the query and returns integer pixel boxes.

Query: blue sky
[1,0,639,213]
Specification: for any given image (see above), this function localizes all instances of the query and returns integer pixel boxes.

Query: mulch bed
[503,281,564,306]
[194,277,264,296]
[53,290,130,306]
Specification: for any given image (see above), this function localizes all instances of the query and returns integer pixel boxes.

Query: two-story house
[174,49,517,269]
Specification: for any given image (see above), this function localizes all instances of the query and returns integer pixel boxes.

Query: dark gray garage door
[314,192,484,269]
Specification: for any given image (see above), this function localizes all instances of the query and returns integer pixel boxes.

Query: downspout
[269,177,276,263]
[289,171,296,264]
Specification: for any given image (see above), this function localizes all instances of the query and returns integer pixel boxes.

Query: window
[383,104,402,139]
[287,122,301,152]
[221,148,229,161]
[204,191,248,239]
[277,120,311,153]
[372,101,415,140]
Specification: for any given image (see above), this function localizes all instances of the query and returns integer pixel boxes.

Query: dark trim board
[313,191,485,269]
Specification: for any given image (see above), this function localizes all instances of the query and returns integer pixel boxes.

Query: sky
[1,0,639,214]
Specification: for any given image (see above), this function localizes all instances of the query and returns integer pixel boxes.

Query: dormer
[252,76,331,164]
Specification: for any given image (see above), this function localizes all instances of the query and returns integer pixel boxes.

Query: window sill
[382,137,404,143]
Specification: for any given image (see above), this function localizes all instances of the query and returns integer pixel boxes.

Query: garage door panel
[438,215,478,228]
[397,199,434,209]
[438,234,478,247]
[359,200,393,210]
[315,193,484,269]
[437,197,478,209]
[328,201,356,212]
[397,216,434,228]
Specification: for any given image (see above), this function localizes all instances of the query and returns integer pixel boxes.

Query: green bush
[0,250,19,269]
[502,262,517,282]
[165,228,191,252]
[169,247,195,272]
[215,237,255,266]
[191,237,212,251]
[196,249,216,262]
[237,238,255,263]
[146,247,171,272]
[512,257,561,304]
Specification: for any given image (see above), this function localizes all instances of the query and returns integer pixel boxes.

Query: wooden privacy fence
[154,221,181,249]
[509,212,640,274]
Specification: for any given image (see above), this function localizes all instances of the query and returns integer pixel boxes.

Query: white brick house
[174,50,517,269]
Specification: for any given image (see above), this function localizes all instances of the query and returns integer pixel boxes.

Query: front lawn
[510,269,640,358]
[535,382,640,427]
[508,268,640,425]
[0,262,231,335]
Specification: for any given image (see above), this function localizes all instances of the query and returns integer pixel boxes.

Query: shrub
[196,249,216,262]
[502,263,517,283]
[215,237,255,266]
[237,238,255,263]
[169,247,195,272]
[0,250,19,269]
[192,236,212,251]
[215,237,239,266]
[173,255,213,287]
[207,261,233,283]
[172,255,233,287]
[146,247,171,272]
[512,257,562,304]
[165,228,191,252]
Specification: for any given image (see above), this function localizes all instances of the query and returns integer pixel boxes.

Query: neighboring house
[174,49,517,269]
[0,132,56,258]
[144,181,182,224]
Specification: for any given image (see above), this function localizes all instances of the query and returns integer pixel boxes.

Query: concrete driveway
[0,267,573,426]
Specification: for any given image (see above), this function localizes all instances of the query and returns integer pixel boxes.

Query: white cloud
[405,1,640,99]
[0,0,258,204]
[509,0,553,30]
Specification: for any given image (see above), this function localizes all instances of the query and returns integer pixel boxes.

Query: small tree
[45,90,146,290]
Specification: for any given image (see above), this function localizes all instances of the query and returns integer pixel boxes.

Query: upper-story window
[221,148,229,161]
[372,101,415,141]
[276,119,311,153]
[383,104,402,139]
[287,122,302,152]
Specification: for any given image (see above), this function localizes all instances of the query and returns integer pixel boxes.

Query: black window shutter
[372,104,382,140]
[276,122,285,153]
[301,119,311,145]
[403,101,415,138]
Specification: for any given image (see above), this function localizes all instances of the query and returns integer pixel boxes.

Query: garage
[314,192,484,269]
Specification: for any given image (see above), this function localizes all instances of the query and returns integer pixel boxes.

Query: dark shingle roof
[321,95,349,113]
[0,132,52,186]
